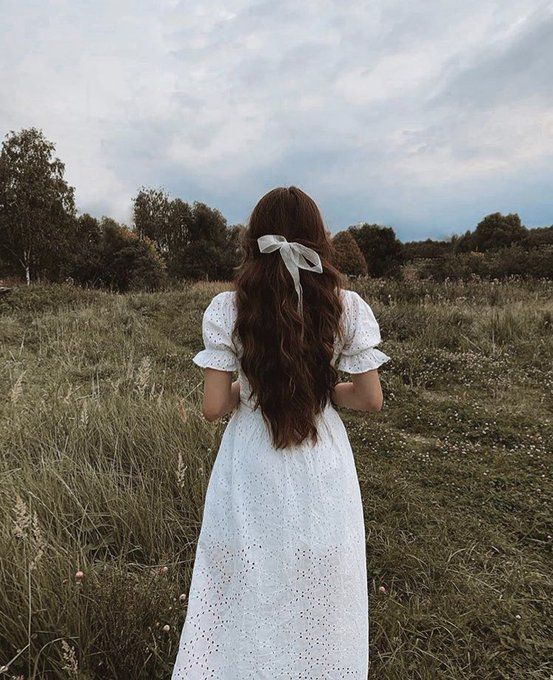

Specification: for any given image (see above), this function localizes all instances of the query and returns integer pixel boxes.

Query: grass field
[0,278,551,679]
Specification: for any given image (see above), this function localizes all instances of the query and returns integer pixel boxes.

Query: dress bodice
[192,288,390,410]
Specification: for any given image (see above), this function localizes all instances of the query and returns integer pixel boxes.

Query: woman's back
[172,187,390,679]
[194,287,389,413]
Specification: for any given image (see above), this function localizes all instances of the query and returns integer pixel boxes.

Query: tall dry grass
[0,278,551,678]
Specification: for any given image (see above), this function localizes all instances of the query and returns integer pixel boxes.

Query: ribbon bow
[257,234,323,314]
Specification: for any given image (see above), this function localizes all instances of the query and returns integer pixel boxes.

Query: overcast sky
[1,0,551,240]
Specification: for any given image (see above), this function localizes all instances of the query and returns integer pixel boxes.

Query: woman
[172,187,390,679]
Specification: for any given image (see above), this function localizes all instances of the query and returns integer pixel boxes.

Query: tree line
[336,214,553,280]
[0,128,240,291]
[1,128,551,290]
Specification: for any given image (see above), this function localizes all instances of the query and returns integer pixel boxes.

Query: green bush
[419,246,553,281]
[98,220,167,292]
[348,223,404,278]
[331,230,368,276]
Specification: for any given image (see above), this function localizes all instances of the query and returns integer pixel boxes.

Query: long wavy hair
[232,186,345,449]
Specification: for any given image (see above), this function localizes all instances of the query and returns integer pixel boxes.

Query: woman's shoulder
[207,289,236,308]
[210,288,370,316]
[338,288,379,330]
[339,288,362,298]
[205,290,237,322]
[339,288,365,311]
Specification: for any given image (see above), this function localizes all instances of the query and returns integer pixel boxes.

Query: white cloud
[0,0,551,238]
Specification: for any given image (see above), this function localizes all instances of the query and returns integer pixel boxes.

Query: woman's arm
[331,369,384,412]
[201,366,383,418]
[201,368,241,421]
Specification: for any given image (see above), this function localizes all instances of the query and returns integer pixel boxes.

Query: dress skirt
[171,400,369,679]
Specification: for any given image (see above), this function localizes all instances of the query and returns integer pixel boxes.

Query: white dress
[172,289,390,680]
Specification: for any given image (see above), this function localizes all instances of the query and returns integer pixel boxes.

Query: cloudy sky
[1,0,551,240]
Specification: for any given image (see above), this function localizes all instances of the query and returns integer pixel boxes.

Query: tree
[163,199,195,276]
[100,218,166,292]
[171,223,241,280]
[453,229,473,253]
[331,230,368,276]
[132,190,241,280]
[218,224,244,280]
[0,128,76,283]
[133,187,175,254]
[348,223,404,277]
[69,213,103,286]
[521,225,553,249]
[168,200,240,280]
[456,213,527,253]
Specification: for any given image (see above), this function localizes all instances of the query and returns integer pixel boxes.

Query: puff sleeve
[192,292,238,372]
[337,291,391,374]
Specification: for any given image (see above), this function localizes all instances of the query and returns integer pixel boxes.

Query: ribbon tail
[281,248,304,314]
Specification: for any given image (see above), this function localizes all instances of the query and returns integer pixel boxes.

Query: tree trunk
[23,249,31,285]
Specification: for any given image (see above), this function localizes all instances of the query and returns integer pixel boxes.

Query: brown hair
[232,186,345,449]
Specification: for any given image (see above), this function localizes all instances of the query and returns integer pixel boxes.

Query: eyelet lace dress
[172,289,390,679]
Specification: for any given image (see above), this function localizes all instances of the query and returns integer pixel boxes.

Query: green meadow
[0,278,551,679]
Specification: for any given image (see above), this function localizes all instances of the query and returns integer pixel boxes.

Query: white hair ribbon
[257,234,323,314]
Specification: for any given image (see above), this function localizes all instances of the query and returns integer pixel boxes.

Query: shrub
[101,220,167,292]
[331,230,368,276]
[403,238,451,261]
[419,246,553,281]
[348,223,404,278]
